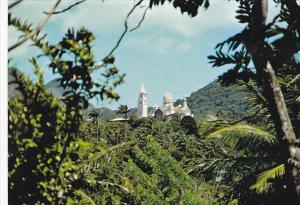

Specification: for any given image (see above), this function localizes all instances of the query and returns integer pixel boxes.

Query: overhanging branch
[43,0,87,15]
[8,0,63,52]
[95,0,146,69]
[130,6,150,32]
[8,0,24,10]
[106,0,144,57]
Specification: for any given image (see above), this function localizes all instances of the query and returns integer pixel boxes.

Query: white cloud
[177,42,192,53]
[123,33,175,55]
[9,0,280,68]
[10,0,243,63]
[123,34,194,56]
[145,0,242,38]
[8,0,283,109]
[10,0,242,38]
[53,1,132,33]
[9,0,281,44]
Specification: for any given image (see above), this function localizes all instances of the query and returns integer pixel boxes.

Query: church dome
[163,92,173,104]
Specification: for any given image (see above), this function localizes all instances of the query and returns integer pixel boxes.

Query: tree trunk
[96,119,99,142]
[245,0,300,202]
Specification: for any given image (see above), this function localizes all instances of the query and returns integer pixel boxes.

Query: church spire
[140,83,146,94]
[137,83,148,118]
[183,96,188,108]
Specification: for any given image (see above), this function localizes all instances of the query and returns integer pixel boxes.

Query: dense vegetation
[77,119,210,204]
[7,64,286,204]
[76,116,281,204]
[8,0,300,204]
[150,0,300,201]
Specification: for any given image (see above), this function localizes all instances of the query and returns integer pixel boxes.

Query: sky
[8,0,279,109]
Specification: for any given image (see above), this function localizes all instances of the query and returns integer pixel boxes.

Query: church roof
[159,107,167,111]
[109,117,129,122]
[156,107,167,113]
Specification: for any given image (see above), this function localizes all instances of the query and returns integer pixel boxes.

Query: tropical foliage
[8,0,300,204]
[8,25,124,204]
[150,0,300,201]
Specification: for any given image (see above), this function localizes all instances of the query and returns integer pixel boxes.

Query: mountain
[9,70,250,121]
[44,79,140,120]
[44,79,95,117]
[44,78,69,98]
[8,70,65,99]
[177,81,250,119]
[8,73,95,117]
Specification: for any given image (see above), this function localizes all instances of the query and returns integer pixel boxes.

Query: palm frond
[74,190,96,205]
[80,141,136,173]
[206,124,276,150]
[186,154,273,177]
[250,164,285,193]
[88,108,101,120]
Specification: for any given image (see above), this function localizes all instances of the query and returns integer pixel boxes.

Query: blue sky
[8,0,278,109]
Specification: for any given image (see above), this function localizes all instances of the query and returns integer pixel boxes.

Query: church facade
[136,84,193,121]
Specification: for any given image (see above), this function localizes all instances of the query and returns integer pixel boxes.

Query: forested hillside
[69,117,282,204]
[76,119,216,204]
[176,81,250,119]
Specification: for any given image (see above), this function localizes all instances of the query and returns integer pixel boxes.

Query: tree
[149,0,300,202]
[8,1,150,200]
[88,108,101,141]
[117,104,131,119]
[187,119,288,204]
[8,2,125,202]
[180,116,199,136]
[77,120,215,204]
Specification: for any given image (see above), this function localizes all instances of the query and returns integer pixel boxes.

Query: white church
[136,84,193,121]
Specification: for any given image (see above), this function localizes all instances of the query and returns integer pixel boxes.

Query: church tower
[183,97,188,108]
[137,84,148,118]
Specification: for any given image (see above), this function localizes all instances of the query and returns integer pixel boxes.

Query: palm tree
[117,105,131,120]
[88,108,101,141]
[187,121,288,203]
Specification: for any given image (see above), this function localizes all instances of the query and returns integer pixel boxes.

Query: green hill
[176,81,250,119]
